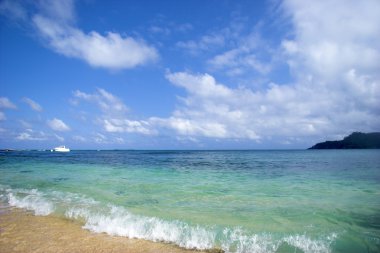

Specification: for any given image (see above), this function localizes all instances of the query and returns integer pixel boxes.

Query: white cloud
[16,132,36,141]
[3,0,378,147]
[47,118,70,132]
[177,18,274,77]
[151,117,229,139]
[158,0,380,143]
[207,27,274,76]
[177,34,225,54]
[114,137,125,144]
[280,0,380,127]
[72,135,86,142]
[0,0,27,20]
[149,26,170,35]
[22,97,43,112]
[282,0,380,81]
[73,88,128,114]
[176,23,193,32]
[166,72,232,98]
[73,88,154,135]
[36,0,75,23]
[0,97,17,109]
[0,0,158,70]
[157,68,379,142]
[176,135,199,143]
[54,134,64,142]
[103,119,153,135]
[94,132,107,144]
[15,128,65,142]
[16,130,47,141]
[19,120,32,128]
[0,112,5,121]
[208,47,272,76]
[32,14,158,70]
[154,72,262,140]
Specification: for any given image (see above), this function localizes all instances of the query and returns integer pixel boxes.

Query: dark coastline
[309,132,380,149]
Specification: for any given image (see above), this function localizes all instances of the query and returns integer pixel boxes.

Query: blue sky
[0,0,379,149]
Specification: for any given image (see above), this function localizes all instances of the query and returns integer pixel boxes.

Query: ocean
[0,150,379,253]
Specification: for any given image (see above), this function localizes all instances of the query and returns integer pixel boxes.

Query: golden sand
[0,205,209,253]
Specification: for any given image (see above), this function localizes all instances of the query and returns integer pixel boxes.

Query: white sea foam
[221,228,278,253]
[7,188,54,215]
[2,186,98,216]
[283,234,337,253]
[66,204,216,250]
[1,186,337,253]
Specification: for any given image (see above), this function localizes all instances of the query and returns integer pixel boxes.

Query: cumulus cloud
[280,0,380,126]
[33,14,158,69]
[22,97,43,111]
[156,67,379,143]
[282,0,380,81]
[3,0,378,147]
[1,0,158,70]
[177,17,274,77]
[166,72,232,98]
[73,88,128,114]
[155,0,380,144]
[34,0,157,69]
[73,88,154,135]
[0,97,17,109]
[208,31,273,76]
[47,118,70,131]
[16,132,39,141]
[151,117,230,139]
[153,72,260,140]
[208,48,272,76]
[14,128,66,142]
[16,129,47,141]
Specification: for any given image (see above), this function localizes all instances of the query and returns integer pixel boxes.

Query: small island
[309,132,380,149]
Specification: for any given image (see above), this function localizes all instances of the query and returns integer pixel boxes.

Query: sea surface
[0,150,379,253]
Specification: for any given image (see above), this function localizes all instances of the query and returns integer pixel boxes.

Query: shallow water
[0,150,379,253]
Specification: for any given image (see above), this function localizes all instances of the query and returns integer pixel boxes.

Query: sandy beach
[0,205,210,253]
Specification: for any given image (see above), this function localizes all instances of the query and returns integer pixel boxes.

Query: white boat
[52,145,70,152]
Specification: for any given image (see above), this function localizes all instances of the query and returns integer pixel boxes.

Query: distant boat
[51,145,70,152]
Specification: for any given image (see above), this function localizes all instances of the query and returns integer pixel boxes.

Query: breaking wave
[0,185,337,253]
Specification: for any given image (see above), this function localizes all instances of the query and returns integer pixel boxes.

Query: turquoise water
[0,150,379,253]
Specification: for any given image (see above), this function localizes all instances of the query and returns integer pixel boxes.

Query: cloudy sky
[0,0,379,149]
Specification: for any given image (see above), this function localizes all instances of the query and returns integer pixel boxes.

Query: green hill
[309,132,380,149]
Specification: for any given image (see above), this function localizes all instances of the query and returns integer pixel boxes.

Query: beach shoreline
[0,204,210,253]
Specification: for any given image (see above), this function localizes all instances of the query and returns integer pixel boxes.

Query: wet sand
[0,205,210,253]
